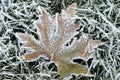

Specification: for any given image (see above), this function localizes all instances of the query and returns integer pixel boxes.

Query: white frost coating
[0,0,55,80]
[0,72,14,76]
[95,6,120,34]
[0,0,119,79]
[1,12,16,20]
[61,10,74,28]
[115,73,120,80]
[34,21,42,39]
[54,13,59,35]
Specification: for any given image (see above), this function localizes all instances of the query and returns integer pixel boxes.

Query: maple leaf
[16,3,104,78]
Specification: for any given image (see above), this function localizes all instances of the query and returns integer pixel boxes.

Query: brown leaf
[36,7,54,49]
[61,35,104,62]
[56,36,103,77]
[16,3,105,78]
[87,39,104,53]
[54,3,80,48]
[66,3,76,16]
[17,33,51,60]
[56,59,89,78]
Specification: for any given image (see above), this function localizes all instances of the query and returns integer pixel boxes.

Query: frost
[0,0,120,80]
[0,0,56,80]
[76,0,120,80]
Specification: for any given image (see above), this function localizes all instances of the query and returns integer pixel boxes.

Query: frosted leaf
[16,33,51,61]
[36,7,54,48]
[17,3,104,78]
[61,35,104,63]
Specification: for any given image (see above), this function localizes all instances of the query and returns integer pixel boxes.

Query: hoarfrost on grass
[0,0,57,80]
[0,0,120,80]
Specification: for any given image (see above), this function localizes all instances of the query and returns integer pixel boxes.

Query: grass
[0,0,120,80]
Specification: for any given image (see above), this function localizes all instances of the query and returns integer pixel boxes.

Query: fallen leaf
[16,3,104,78]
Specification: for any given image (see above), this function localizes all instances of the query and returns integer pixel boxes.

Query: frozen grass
[0,0,58,80]
[0,0,120,80]
[75,0,120,80]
